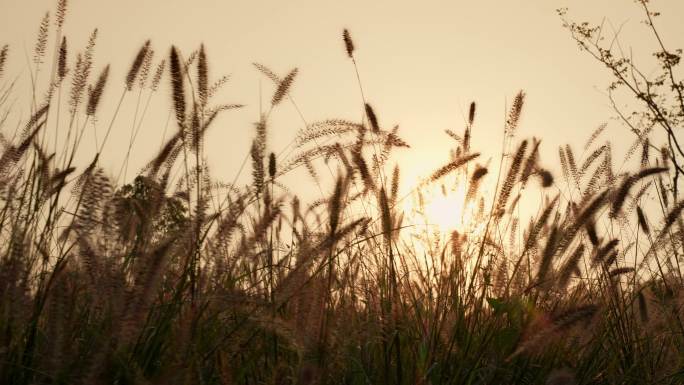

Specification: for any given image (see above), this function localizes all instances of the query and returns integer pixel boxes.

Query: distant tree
[115,175,188,243]
[559,0,684,198]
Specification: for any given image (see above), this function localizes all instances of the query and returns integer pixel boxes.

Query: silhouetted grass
[0,3,683,385]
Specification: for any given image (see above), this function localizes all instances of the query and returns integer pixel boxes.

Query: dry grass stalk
[125,40,151,90]
[56,0,68,27]
[198,44,208,105]
[272,68,297,106]
[343,29,354,58]
[86,65,109,116]
[169,46,186,127]
[57,37,67,81]
[365,103,379,132]
[506,90,525,136]
[611,167,668,217]
[34,12,50,65]
[0,45,7,79]
[496,140,528,215]
[430,153,480,182]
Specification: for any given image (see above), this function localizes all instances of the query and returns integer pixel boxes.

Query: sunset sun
[424,192,463,231]
[407,181,475,232]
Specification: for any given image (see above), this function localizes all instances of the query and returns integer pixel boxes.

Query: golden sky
[1,0,683,198]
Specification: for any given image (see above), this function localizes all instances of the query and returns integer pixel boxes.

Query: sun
[407,182,473,232]
[424,193,465,231]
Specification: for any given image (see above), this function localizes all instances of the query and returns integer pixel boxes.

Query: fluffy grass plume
[125,40,150,90]
[169,46,185,127]
[86,64,109,116]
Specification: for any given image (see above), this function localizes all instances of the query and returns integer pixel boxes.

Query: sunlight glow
[407,181,474,232]
[424,193,464,231]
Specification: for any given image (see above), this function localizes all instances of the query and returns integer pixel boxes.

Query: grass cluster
[1,2,684,384]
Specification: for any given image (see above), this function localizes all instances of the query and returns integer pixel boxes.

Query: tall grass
[0,2,683,385]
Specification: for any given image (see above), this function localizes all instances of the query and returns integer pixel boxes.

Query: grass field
[1,1,684,384]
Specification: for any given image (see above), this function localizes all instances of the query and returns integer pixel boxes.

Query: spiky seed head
[558,244,584,290]
[521,195,556,255]
[604,251,618,267]
[126,40,150,90]
[390,164,400,204]
[56,0,68,27]
[151,59,165,91]
[352,152,374,191]
[609,267,634,278]
[636,206,650,235]
[472,165,488,181]
[365,103,379,132]
[567,191,609,252]
[463,126,471,153]
[592,238,619,266]
[197,44,208,105]
[379,187,392,243]
[585,222,599,246]
[343,29,354,58]
[520,139,540,186]
[329,176,344,235]
[538,225,560,284]
[58,37,67,81]
[584,123,607,150]
[466,165,488,202]
[661,200,684,237]
[253,62,280,83]
[495,140,528,215]
[640,138,649,167]
[34,12,50,65]
[268,152,276,179]
[68,53,84,110]
[468,101,476,126]
[611,167,668,217]
[272,68,297,106]
[431,153,480,182]
[450,230,462,256]
[86,65,109,116]
[539,169,554,187]
[70,29,97,110]
[0,45,8,79]
[169,46,185,127]
[190,107,200,151]
[250,117,267,193]
[137,48,154,89]
[506,90,525,135]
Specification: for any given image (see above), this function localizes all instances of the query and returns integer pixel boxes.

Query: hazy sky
[1,0,683,198]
